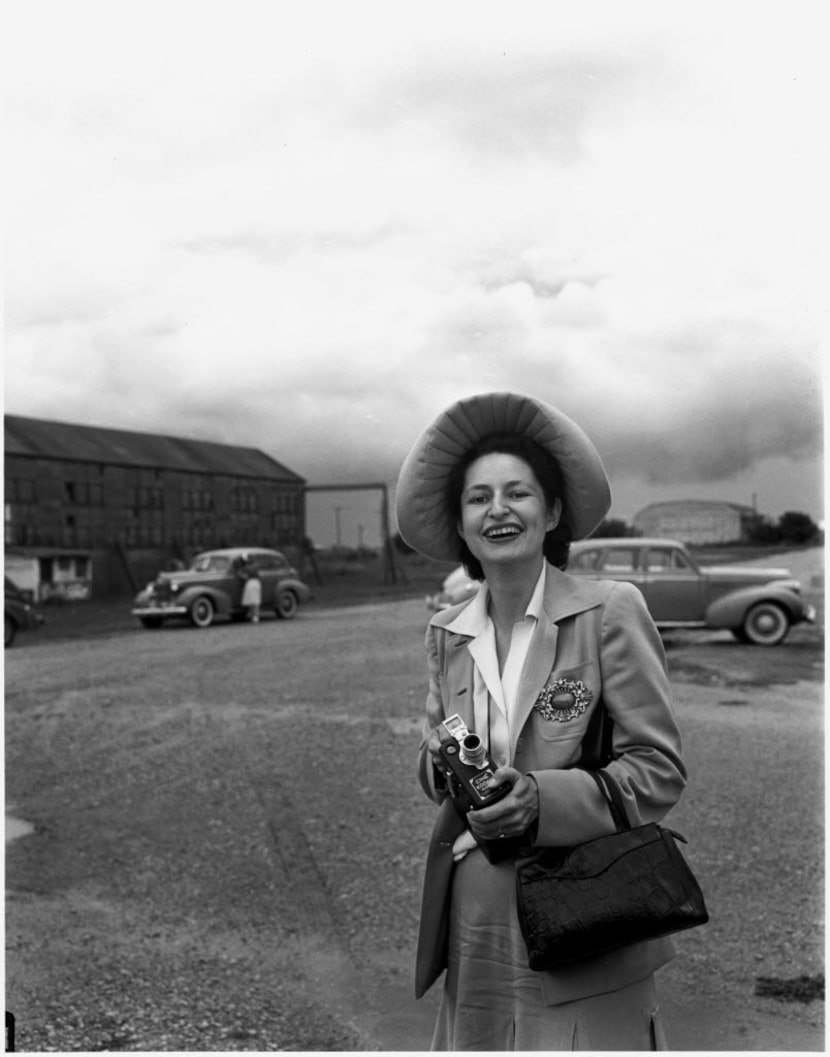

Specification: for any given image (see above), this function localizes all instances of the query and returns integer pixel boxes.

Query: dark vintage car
[5,576,45,648]
[568,538,816,646]
[132,547,311,629]
[427,538,816,646]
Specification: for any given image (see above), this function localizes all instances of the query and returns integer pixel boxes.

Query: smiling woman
[446,434,568,583]
[395,391,688,1051]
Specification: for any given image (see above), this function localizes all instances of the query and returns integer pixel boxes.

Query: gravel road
[4,571,824,1051]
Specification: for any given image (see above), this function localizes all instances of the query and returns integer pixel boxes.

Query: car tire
[5,614,16,648]
[740,602,789,646]
[189,596,216,629]
[275,590,298,619]
[139,617,163,629]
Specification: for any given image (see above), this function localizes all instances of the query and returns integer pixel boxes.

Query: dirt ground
[4,548,825,1051]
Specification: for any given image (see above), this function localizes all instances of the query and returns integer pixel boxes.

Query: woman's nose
[489,492,509,515]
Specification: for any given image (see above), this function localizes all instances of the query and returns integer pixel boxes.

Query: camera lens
[460,733,487,768]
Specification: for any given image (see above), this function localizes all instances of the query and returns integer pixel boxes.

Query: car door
[593,545,646,590]
[251,552,281,606]
[216,556,243,607]
[639,545,704,622]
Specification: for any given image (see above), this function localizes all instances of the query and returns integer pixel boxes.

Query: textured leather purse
[515,770,708,970]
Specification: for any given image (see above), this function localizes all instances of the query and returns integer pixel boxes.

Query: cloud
[352,48,661,163]
[3,2,823,527]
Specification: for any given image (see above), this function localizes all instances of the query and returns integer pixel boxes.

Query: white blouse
[444,562,547,767]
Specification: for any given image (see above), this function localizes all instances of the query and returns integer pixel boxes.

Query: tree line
[593,510,821,546]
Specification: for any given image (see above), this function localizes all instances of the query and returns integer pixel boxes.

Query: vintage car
[132,547,311,629]
[568,537,816,646]
[426,538,816,646]
[426,564,480,612]
[5,576,45,648]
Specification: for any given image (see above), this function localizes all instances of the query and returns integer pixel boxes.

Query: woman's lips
[483,525,522,540]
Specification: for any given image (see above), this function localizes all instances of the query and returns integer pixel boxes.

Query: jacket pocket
[531,660,599,742]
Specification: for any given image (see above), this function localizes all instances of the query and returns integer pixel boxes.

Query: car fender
[275,577,310,604]
[174,585,234,616]
[705,584,805,628]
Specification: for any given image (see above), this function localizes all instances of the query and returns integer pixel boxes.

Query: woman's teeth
[484,526,521,539]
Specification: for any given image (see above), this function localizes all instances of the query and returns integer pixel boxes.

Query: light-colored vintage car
[426,538,816,646]
[132,547,311,629]
[426,564,480,612]
[568,537,815,646]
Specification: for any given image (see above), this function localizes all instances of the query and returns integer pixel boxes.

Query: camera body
[437,714,509,814]
[437,714,523,864]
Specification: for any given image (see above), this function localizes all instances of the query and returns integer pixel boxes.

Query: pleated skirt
[430,847,667,1052]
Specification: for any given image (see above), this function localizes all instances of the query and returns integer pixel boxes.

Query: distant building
[4,415,306,599]
[632,499,759,545]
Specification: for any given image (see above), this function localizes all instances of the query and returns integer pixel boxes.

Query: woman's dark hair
[445,432,572,580]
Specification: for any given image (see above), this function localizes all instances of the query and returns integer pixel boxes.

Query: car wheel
[5,614,16,648]
[740,602,789,646]
[275,590,298,619]
[139,617,163,629]
[189,596,216,629]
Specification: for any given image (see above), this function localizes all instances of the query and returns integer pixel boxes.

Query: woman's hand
[426,724,447,763]
[466,767,539,842]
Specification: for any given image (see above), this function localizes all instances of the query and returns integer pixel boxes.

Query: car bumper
[132,604,188,618]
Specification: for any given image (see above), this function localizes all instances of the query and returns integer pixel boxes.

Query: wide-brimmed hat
[395,391,611,562]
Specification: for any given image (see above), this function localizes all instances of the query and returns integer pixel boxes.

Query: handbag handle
[589,770,631,832]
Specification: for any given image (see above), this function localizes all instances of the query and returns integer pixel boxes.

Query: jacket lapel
[510,565,606,758]
[510,616,559,758]
[444,633,476,729]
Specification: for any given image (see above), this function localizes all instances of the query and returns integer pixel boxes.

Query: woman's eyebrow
[464,478,535,492]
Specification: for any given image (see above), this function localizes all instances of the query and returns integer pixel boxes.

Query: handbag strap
[589,769,631,832]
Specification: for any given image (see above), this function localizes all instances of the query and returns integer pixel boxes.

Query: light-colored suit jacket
[415,563,687,1003]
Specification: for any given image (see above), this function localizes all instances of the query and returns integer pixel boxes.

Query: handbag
[515,769,708,971]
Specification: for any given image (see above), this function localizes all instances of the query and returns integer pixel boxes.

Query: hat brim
[395,391,611,562]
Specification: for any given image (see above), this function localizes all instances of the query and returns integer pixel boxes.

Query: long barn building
[4,415,306,599]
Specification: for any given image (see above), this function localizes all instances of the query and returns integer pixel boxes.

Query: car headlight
[170,582,180,593]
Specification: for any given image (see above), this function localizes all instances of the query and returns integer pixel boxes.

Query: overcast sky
[4,2,824,545]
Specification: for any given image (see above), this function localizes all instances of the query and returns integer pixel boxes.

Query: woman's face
[456,452,561,572]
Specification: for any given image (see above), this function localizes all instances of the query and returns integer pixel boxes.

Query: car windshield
[190,555,231,573]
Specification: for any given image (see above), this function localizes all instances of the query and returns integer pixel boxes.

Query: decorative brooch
[533,677,593,722]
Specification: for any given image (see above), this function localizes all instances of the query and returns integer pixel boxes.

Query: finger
[468,805,515,838]
[485,765,518,792]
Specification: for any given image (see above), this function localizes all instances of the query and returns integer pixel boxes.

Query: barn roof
[4,415,305,483]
